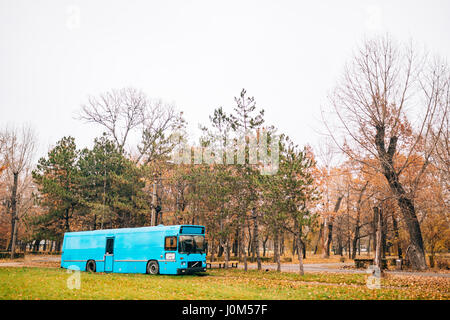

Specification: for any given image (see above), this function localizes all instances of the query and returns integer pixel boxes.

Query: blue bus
[60,224,207,275]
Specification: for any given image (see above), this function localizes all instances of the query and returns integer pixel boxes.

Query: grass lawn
[0,267,448,300]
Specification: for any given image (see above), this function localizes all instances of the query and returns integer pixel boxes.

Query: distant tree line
[0,36,448,271]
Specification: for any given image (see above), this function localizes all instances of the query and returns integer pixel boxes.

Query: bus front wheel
[146,261,159,275]
[86,260,96,273]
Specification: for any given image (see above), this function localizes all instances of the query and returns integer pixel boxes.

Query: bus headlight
[165,253,176,261]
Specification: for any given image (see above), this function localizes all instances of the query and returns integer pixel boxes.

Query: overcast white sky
[1,0,449,160]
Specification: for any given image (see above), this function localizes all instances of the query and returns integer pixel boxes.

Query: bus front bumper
[177,267,206,274]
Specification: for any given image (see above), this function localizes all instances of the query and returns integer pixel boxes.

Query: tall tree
[79,87,184,163]
[324,35,449,270]
[229,89,267,270]
[77,135,148,229]
[32,136,80,238]
[259,137,318,275]
[1,125,36,258]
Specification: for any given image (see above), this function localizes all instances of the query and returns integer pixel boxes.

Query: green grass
[0,267,448,300]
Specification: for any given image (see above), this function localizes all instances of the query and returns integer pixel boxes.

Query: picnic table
[354,258,396,269]
[206,262,238,269]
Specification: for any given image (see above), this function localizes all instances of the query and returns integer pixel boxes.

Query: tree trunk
[273,229,281,272]
[292,234,297,256]
[395,191,427,269]
[262,235,269,257]
[217,244,224,257]
[10,218,18,259]
[64,208,70,232]
[313,223,323,254]
[381,216,387,259]
[33,239,40,252]
[338,241,343,256]
[352,182,366,259]
[392,213,402,259]
[233,229,239,257]
[322,195,343,258]
[374,206,383,272]
[323,218,333,258]
[224,239,230,269]
[240,223,247,271]
[237,226,242,262]
[375,127,427,270]
[371,212,376,256]
[296,233,304,275]
[247,224,252,258]
[300,238,306,259]
[352,224,360,259]
[210,237,215,262]
[252,208,261,270]
[10,172,19,259]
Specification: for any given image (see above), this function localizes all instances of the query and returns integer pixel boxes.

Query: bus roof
[63,224,205,237]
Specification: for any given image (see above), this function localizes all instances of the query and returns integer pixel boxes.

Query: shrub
[434,257,449,270]
[0,252,25,259]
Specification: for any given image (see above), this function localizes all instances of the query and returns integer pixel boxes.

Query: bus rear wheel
[86,260,96,272]
[146,261,159,275]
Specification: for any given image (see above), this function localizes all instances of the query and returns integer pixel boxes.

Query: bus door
[105,237,114,272]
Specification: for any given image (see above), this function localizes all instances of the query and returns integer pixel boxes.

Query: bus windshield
[178,235,206,254]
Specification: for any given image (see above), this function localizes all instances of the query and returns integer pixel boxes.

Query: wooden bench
[206,262,238,269]
[354,258,388,269]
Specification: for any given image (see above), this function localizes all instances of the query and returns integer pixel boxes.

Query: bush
[27,251,60,255]
[434,257,449,270]
[0,252,25,259]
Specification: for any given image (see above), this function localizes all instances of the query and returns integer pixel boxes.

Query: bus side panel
[154,230,179,275]
[114,230,165,274]
[61,235,86,271]
[158,229,180,275]
[114,232,144,274]
[60,235,67,268]
[61,233,106,272]
[159,260,179,275]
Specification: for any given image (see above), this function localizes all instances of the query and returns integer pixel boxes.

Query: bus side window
[106,238,114,254]
[165,236,177,251]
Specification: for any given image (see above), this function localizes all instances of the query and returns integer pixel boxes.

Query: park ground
[0,254,448,300]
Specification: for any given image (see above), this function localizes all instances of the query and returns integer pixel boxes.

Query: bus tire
[146,260,159,275]
[86,260,96,273]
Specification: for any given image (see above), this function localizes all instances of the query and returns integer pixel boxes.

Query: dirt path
[238,262,450,278]
[0,255,60,268]
[1,256,448,278]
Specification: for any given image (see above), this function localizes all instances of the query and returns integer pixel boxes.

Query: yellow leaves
[1,267,448,300]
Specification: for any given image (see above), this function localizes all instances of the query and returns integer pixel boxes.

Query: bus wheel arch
[86,260,96,272]
[146,260,159,275]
